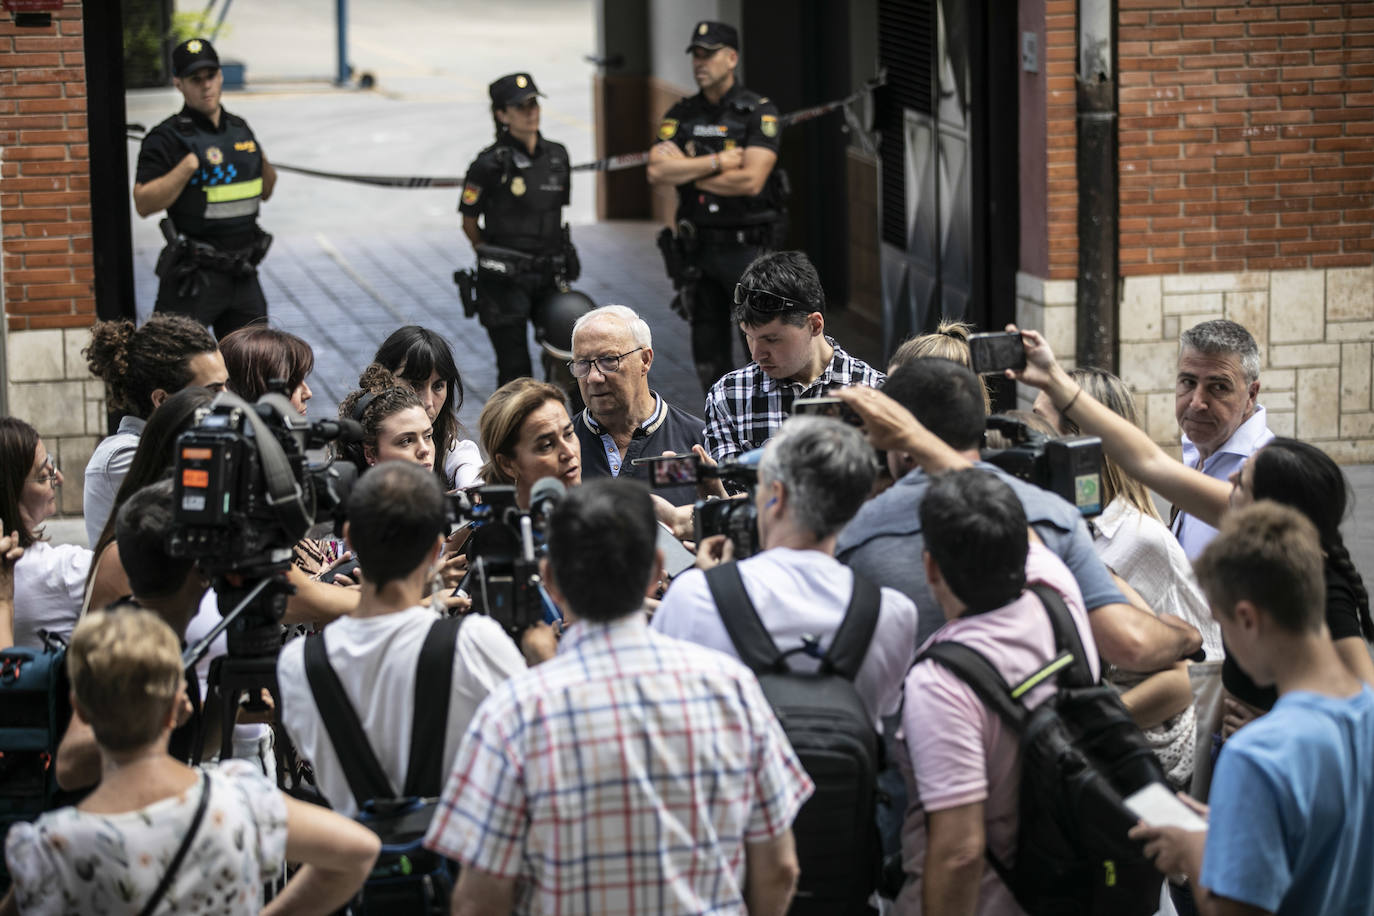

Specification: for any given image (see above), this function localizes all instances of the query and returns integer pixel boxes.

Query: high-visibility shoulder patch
[760,114,778,138]
[658,118,679,141]
[461,182,481,206]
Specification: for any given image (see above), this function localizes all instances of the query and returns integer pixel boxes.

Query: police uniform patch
[510,175,527,197]
[205,146,224,165]
[187,40,203,53]
[658,118,678,141]
[761,114,778,138]
[724,140,736,151]
[462,182,481,206]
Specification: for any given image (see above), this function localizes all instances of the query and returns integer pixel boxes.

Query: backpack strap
[404,615,465,798]
[820,571,881,681]
[705,562,786,673]
[917,642,1029,732]
[1027,583,1095,687]
[304,630,397,805]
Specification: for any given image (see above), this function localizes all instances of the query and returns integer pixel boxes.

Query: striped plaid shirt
[702,339,885,462]
[425,613,813,915]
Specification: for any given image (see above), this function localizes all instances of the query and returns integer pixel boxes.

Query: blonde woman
[479,378,582,509]
[2,609,378,916]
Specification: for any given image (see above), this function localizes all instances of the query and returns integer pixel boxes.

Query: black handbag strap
[304,629,398,804]
[137,770,211,916]
[704,561,880,680]
[707,562,786,673]
[404,615,464,797]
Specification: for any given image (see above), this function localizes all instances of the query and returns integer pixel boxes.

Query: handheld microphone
[529,476,566,523]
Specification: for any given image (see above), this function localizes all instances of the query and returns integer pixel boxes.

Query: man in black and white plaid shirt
[702,250,884,461]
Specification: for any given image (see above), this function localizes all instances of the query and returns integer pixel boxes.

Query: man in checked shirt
[702,250,885,462]
[424,478,813,915]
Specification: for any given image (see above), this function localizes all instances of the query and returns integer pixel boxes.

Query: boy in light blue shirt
[1131,501,1374,916]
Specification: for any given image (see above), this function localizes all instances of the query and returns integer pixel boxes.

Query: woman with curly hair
[337,364,435,476]
[81,314,226,544]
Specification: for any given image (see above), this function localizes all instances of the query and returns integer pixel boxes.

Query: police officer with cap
[648,21,784,395]
[134,38,277,338]
[460,72,583,391]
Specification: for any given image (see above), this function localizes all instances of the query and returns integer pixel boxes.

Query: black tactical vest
[478,137,569,255]
[670,88,783,228]
[166,111,264,242]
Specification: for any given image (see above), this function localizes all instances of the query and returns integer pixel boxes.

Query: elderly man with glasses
[568,305,706,506]
[703,250,884,462]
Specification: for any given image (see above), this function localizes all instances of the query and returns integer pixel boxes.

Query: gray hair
[571,304,652,351]
[1180,319,1260,383]
[757,416,876,540]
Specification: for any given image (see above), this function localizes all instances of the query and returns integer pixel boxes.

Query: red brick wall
[1045,0,1080,281]
[0,1,94,332]
[1118,0,1374,276]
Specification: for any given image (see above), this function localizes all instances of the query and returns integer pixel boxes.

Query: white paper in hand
[1125,783,1208,832]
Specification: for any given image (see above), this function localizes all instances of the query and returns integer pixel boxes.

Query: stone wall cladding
[1,1,101,519]
[1020,265,1374,463]
[1117,0,1374,276]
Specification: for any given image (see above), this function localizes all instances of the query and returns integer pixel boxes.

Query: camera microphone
[529,476,566,522]
[312,418,364,443]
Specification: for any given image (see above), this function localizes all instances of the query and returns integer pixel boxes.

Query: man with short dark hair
[427,478,813,915]
[1170,318,1274,558]
[276,461,530,818]
[836,359,1202,671]
[897,468,1101,914]
[570,304,705,506]
[654,416,918,727]
[1131,502,1374,916]
[702,250,883,462]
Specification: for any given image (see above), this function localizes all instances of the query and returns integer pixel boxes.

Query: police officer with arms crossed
[460,73,582,390]
[134,38,277,338]
[648,21,784,395]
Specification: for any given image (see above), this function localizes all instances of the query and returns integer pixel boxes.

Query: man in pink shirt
[897,469,1100,915]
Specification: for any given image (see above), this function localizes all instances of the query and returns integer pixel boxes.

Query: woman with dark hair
[372,325,481,489]
[337,364,435,476]
[83,387,216,613]
[1012,327,1374,712]
[81,314,226,544]
[0,417,91,648]
[219,324,314,414]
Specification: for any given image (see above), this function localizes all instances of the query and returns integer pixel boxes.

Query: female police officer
[459,73,582,388]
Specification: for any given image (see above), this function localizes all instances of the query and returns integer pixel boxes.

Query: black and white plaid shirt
[702,339,885,461]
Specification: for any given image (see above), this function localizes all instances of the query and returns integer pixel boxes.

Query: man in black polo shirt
[569,305,705,507]
[134,38,277,337]
[648,21,786,395]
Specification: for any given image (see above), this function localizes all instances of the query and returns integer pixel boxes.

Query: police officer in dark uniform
[459,72,581,387]
[648,21,784,395]
[134,38,276,338]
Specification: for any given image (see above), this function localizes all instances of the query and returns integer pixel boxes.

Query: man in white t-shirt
[898,469,1100,915]
[652,415,919,728]
[277,461,544,818]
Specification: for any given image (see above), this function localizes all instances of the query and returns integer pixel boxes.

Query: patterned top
[5,760,287,916]
[702,339,885,462]
[425,613,813,915]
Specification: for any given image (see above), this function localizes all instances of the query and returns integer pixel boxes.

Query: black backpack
[0,633,73,886]
[917,584,1166,916]
[303,615,465,915]
[706,562,882,916]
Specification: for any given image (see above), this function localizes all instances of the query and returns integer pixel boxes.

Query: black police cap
[685,21,739,53]
[172,38,220,78]
[489,73,543,109]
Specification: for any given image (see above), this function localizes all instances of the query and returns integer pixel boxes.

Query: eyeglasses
[32,460,59,487]
[733,284,806,313]
[567,347,644,379]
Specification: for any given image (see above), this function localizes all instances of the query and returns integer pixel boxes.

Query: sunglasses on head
[733,284,806,313]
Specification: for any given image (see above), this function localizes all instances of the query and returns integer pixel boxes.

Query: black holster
[560,224,581,283]
[453,268,478,318]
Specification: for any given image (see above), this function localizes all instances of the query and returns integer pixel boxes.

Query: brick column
[1,0,104,518]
